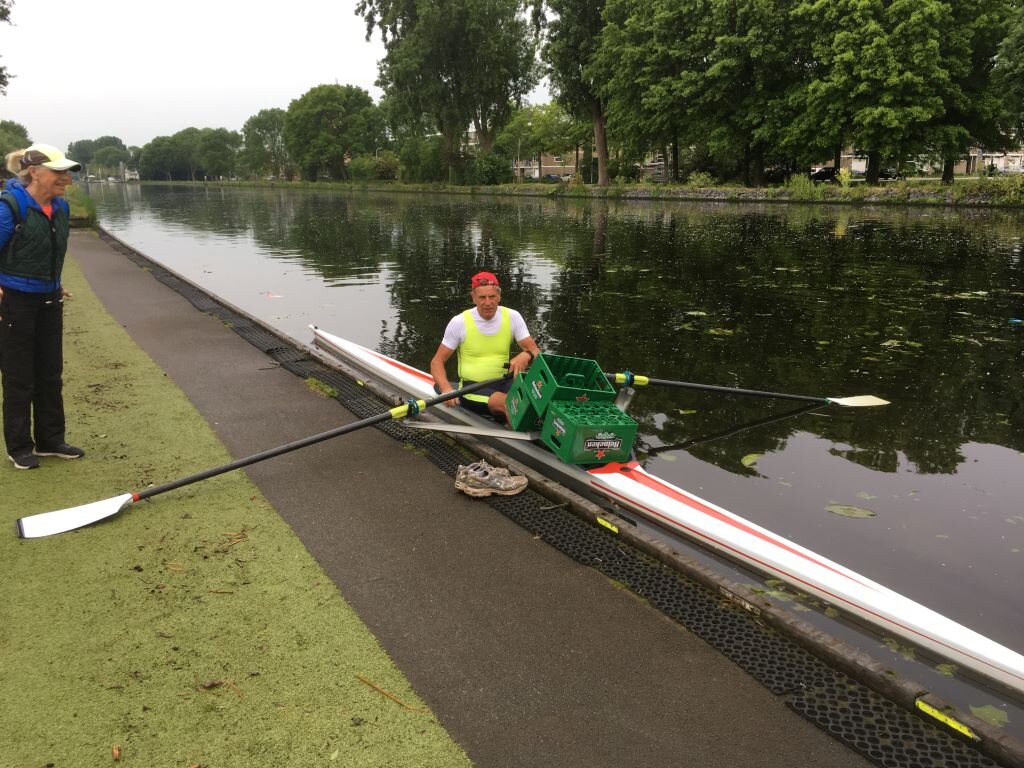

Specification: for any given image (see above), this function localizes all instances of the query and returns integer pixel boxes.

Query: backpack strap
[1,190,26,262]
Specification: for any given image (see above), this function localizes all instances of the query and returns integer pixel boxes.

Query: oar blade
[16,493,135,539]
[827,395,890,408]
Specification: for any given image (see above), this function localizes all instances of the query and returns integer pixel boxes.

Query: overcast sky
[1,1,393,152]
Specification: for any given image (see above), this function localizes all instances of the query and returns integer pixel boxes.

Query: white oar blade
[16,493,134,539]
[827,395,890,408]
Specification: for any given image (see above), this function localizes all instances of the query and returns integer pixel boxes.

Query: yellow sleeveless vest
[458,307,512,403]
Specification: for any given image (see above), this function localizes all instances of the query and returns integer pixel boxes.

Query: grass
[0,255,471,768]
[184,173,1024,206]
[64,184,96,225]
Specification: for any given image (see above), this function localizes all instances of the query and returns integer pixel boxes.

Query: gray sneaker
[455,460,528,497]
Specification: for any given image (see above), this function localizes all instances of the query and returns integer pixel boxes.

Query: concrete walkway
[70,230,871,768]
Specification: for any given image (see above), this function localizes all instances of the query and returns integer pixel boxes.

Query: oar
[606,372,889,408]
[16,376,508,539]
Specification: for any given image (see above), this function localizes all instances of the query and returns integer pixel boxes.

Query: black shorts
[440,379,512,421]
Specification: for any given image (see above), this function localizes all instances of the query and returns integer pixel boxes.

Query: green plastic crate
[523,353,616,417]
[505,375,543,431]
[541,400,637,464]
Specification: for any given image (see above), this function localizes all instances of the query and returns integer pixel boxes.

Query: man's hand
[508,350,533,376]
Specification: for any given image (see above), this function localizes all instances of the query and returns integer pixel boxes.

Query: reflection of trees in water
[115,186,1024,475]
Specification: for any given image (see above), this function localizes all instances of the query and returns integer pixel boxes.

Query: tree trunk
[592,100,610,187]
[866,150,881,185]
[672,132,680,182]
[833,145,842,171]
[749,144,765,188]
[474,118,495,154]
[942,155,955,185]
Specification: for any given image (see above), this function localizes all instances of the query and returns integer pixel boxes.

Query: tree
[1,0,12,95]
[67,136,129,177]
[356,0,538,179]
[92,145,130,176]
[241,108,290,179]
[196,127,242,179]
[995,4,1024,143]
[67,139,97,168]
[591,0,704,172]
[496,103,582,178]
[0,119,31,158]
[139,136,182,181]
[536,0,613,185]
[792,0,953,183]
[927,1,1014,183]
[283,84,384,181]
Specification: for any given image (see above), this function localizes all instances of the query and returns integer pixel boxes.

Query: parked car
[877,167,900,180]
[809,167,839,183]
[541,173,563,183]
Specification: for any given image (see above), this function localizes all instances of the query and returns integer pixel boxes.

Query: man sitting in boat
[429,271,541,423]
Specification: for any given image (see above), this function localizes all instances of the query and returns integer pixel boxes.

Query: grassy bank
[65,184,96,225]
[0,254,471,767]
[177,173,1024,207]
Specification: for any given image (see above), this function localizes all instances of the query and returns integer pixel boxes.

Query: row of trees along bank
[56,1,1024,187]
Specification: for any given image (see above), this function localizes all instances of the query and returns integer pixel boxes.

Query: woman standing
[0,143,84,469]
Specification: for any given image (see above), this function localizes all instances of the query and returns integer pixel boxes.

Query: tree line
[16,1,1024,187]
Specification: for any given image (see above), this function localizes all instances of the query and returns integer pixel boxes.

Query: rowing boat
[310,325,1024,696]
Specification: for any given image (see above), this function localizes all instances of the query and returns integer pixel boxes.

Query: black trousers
[0,287,66,456]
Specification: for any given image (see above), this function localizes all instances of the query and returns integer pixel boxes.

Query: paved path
[70,230,871,768]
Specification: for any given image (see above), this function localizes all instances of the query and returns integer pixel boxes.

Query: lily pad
[741,453,762,468]
[676,409,698,416]
[935,663,958,677]
[970,704,1009,728]
[826,503,877,519]
[707,328,735,336]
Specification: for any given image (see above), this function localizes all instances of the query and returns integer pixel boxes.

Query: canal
[87,182,1023,702]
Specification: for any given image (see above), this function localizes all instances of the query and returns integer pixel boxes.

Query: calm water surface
[89,183,1024,687]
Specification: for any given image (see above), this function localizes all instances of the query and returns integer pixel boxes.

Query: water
[88,183,1023,694]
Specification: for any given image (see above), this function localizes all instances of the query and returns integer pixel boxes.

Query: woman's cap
[471,271,499,289]
[20,144,82,173]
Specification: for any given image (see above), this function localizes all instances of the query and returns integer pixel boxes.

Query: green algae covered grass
[0,255,471,768]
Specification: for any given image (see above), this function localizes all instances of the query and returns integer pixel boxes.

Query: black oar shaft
[642,377,828,405]
[607,371,830,405]
[135,376,506,503]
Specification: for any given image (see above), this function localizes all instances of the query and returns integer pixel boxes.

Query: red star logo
[595,449,606,459]
[576,394,589,402]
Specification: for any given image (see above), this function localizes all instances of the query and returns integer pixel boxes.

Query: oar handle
[607,372,829,405]
[135,375,508,502]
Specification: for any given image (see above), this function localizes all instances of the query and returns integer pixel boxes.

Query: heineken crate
[541,400,638,465]
[505,375,543,431]
[523,353,616,417]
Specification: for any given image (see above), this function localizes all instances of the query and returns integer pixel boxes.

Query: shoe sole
[33,451,83,459]
[8,456,39,470]
[454,480,527,497]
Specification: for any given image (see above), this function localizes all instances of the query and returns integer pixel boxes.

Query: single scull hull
[311,326,1024,696]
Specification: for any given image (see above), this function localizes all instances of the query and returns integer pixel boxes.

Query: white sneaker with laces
[455,460,528,497]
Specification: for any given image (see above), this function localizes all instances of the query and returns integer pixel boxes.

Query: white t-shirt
[441,307,531,351]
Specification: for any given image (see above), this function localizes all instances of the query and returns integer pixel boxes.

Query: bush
[473,152,513,185]
[686,171,715,188]
[399,136,446,183]
[348,155,375,181]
